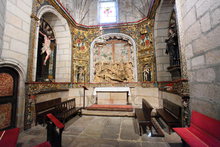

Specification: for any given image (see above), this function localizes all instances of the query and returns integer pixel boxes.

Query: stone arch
[90,33,138,82]
[154,0,175,81]
[0,60,26,129]
[33,5,72,82]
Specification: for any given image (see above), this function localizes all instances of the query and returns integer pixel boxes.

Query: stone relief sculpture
[92,34,136,83]
[93,62,134,83]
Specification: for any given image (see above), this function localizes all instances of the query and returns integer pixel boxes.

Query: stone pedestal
[167,65,181,80]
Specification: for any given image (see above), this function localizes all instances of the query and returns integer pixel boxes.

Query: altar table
[93,87,131,104]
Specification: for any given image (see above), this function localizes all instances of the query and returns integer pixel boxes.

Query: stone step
[86,104,133,112]
[82,109,135,117]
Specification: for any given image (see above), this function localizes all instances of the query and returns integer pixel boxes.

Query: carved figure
[93,61,134,83]
[125,62,134,81]
[143,64,151,81]
[39,31,55,65]
[77,66,84,83]
[93,62,103,82]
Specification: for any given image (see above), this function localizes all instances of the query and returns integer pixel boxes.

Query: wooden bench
[55,98,82,123]
[135,99,153,136]
[174,111,220,147]
[35,98,61,125]
[156,99,182,134]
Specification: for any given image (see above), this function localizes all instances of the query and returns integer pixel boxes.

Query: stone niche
[90,33,138,83]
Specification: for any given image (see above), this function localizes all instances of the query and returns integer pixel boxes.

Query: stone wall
[176,0,220,120]
[0,0,33,129]
[132,87,160,110]
[68,87,160,111]
[35,91,69,103]
[1,0,32,74]
[0,0,6,56]
[159,91,182,106]
[154,0,173,81]
[68,88,93,107]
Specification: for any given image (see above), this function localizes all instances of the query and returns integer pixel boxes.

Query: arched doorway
[0,67,18,130]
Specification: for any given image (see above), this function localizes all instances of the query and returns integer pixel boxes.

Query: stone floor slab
[17,116,182,147]
[119,141,142,147]
[101,125,120,139]
[120,118,140,140]
[64,126,85,136]
[142,142,170,147]
[69,137,119,147]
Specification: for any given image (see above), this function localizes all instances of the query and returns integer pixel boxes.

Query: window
[99,0,117,24]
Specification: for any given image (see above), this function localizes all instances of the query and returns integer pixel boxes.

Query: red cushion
[173,127,209,147]
[33,141,51,147]
[188,125,220,147]
[174,111,220,147]
[0,128,20,147]
[191,111,220,140]
[47,113,64,129]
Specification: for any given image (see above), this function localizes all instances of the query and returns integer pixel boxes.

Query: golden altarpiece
[24,0,158,129]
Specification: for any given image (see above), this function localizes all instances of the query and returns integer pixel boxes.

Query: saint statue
[165,27,179,65]
[143,64,151,81]
[77,66,85,83]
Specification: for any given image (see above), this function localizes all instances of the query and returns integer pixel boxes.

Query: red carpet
[86,104,133,112]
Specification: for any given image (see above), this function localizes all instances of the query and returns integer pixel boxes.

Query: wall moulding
[158,78,189,96]
[26,81,158,95]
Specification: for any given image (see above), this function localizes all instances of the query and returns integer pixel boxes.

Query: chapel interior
[0,0,220,147]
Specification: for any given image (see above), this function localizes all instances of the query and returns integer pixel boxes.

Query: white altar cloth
[93,87,131,96]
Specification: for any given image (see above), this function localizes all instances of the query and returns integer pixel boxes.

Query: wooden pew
[151,118,164,137]
[156,99,182,134]
[135,99,153,136]
[35,98,61,125]
[55,98,82,123]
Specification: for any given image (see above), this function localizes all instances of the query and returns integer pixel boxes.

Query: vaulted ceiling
[59,0,152,25]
